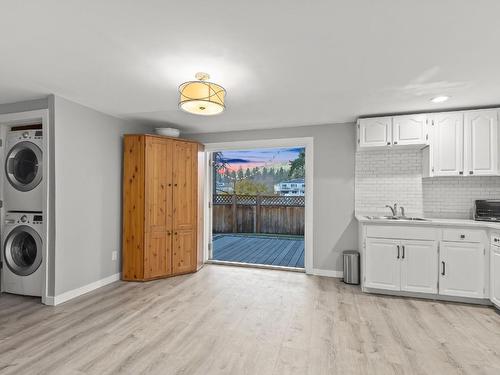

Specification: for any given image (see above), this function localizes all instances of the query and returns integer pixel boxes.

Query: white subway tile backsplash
[355,149,500,219]
[423,176,500,219]
[355,149,424,216]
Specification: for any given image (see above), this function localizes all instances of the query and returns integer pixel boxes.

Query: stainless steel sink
[364,215,399,220]
[364,215,430,222]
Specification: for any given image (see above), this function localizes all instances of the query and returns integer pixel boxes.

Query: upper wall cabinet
[392,114,428,146]
[424,109,500,177]
[357,114,428,150]
[429,112,464,176]
[358,117,392,148]
[464,110,499,176]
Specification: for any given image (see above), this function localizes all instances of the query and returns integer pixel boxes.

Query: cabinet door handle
[174,232,178,235]
[393,141,398,145]
[402,245,405,259]
[441,261,446,276]
[460,234,465,239]
[459,171,463,175]
[387,142,391,145]
[397,245,400,259]
[469,171,474,175]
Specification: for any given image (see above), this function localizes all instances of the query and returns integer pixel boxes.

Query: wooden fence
[212,194,305,235]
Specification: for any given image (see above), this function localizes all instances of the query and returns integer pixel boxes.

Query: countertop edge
[355,215,500,231]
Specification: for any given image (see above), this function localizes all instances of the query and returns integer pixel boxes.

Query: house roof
[279,178,305,184]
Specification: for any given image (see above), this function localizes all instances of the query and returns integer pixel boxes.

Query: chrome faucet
[385,203,397,217]
[400,206,406,217]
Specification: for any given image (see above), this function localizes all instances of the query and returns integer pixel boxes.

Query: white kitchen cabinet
[464,109,499,176]
[430,112,464,176]
[400,240,438,294]
[358,117,392,148]
[392,114,428,146]
[491,244,500,307]
[365,238,400,291]
[365,238,438,293]
[490,246,500,307]
[439,242,485,299]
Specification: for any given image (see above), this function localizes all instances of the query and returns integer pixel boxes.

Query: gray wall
[186,123,358,272]
[52,96,150,295]
[0,98,48,114]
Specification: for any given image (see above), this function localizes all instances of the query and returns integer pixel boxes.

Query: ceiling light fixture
[431,95,449,103]
[178,72,226,115]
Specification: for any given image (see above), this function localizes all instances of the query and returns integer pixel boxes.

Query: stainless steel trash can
[343,250,360,285]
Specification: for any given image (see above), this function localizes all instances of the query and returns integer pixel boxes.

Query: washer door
[4,225,42,276]
[5,141,42,192]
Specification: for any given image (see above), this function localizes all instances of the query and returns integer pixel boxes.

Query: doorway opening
[208,145,307,270]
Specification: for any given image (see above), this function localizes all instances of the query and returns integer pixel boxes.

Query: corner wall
[52,96,151,295]
[186,123,358,274]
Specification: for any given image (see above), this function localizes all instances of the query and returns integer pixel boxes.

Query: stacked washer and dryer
[1,127,45,297]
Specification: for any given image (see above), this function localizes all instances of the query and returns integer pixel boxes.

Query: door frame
[0,109,50,304]
[203,137,314,274]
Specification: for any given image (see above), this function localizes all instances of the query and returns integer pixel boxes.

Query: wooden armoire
[122,134,204,281]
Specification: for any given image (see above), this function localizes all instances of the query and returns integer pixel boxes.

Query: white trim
[311,268,344,278]
[0,109,50,304]
[46,273,121,306]
[203,137,314,273]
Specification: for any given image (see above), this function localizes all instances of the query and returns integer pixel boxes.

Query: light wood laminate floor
[1,264,500,374]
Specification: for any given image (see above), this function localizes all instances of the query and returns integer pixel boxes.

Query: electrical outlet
[111,251,118,261]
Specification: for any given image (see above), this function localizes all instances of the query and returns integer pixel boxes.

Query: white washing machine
[4,129,43,211]
[2,212,44,296]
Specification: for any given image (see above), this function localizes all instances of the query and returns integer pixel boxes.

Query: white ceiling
[1,1,500,133]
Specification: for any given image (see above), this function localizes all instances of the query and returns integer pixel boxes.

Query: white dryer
[2,212,44,296]
[4,129,43,211]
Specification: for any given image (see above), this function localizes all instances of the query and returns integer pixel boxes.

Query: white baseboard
[46,273,121,306]
[311,268,343,278]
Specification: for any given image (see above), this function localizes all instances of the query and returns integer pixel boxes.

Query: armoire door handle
[401,245,405,259]
[396,245,400,259]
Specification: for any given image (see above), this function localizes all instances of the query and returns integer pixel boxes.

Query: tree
[234,180,271,195]
[278,167,286,182]
[262,167,268,178]
[237,167,244,180]
[289,150,305,178]
[213,152,228,194]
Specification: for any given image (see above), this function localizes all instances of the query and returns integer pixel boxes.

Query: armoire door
[144,137,173,278]
[172,141,198,274]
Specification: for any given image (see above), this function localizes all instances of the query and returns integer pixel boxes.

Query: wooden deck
[212,234,305,268]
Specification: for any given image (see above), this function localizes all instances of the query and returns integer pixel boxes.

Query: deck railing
[212,194,305,235]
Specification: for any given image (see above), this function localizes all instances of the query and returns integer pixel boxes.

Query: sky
[218,147,304,172]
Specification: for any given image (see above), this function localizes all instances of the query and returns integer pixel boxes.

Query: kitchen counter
[356,214,500,231]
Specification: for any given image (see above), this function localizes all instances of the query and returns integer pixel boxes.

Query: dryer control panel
[5,212,43,226]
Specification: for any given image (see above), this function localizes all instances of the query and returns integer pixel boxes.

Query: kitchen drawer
[365,225,438,241]
[442,228,486,243]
